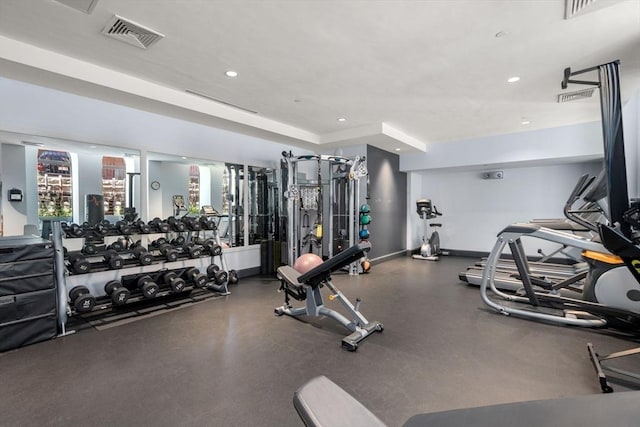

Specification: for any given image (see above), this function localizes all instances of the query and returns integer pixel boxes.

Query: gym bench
[294,375,640,427]
[275,242,383,351]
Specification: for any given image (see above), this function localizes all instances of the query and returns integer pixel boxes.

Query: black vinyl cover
[0,237,53,263]
[0,288,57,352]
[0,259,55,296]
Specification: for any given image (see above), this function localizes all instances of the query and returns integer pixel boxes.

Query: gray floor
[0,256,637,426]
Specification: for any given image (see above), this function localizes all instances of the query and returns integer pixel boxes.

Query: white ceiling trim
[0,35,425,153]
[320,123,426,152]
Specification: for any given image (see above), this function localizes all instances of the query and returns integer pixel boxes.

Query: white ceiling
[0,0,638,153]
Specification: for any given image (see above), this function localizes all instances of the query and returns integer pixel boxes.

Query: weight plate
[69,285,89,302]
[72,258,92,274]
[228,270,239,284]
[137,275,152,288]
[104,280,122,295]
[194,273,208,288]
[139,253,153,265]
[166,249,178,262]
[188,246,202,258]
[74,294,96,313]
[163,271,178,283]
[170,278,186,293]
[82,244,97,255]
[215,270,229,285]
[109,255,124,270]
[111,288,130,305]
[185,267,198,280]
[142,281,160,298]
[207,264,220,278]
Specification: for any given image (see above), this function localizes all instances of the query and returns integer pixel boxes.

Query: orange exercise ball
[294,253,324,275]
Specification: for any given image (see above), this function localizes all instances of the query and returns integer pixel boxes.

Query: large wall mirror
[247,166,279,245]
[147,153,246,247]
[0,130,140,237]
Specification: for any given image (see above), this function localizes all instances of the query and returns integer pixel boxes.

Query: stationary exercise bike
[412,199,443,261]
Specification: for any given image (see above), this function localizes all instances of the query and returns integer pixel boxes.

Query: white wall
[401,121,604,172]
[414,161,602,254]
[624,89,639,199]
[0,77,313,168]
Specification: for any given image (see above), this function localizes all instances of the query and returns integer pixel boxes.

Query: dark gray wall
[366,145,407,260]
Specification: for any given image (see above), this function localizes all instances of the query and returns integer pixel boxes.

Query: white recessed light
[225,70,238,77]
[337,117,347,122]
[521,120,531,125]
[90,145,97,149]
[507,76,520,83]
[181,156,187,160]
[395,148,401,151]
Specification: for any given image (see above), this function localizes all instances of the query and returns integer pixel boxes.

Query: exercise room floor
[1,256,636,426]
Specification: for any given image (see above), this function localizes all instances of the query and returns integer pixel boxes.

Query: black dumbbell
[163,271,186,293]
[183,242,203,259]
[151,237,168,248]
[159,244,179,262]
[183,217,202,231]
[104,280,130,305]
[135,220,151,234]
[108,240,126,252]
[69,285,95,313]
[82,243,98,256]
[67,223,85,238]
[132,246,153,266]
[137,275,160,298]
[206,264,228,284]
[68,253,91,274]
[115,221,131,235]
[150,218,170,233]
[228,269,239,284]
[167,217,186,232]
[103,250,124,269]
[210,243,223,256]
[185,267,208,288]
[199,216,217,230]
[171,235,186,246]
[94,222,109,236]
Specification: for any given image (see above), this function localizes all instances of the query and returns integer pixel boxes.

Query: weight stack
[85,194,104,226]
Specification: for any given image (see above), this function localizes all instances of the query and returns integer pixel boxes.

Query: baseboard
[370,250,411,263]
[238,266,261,278]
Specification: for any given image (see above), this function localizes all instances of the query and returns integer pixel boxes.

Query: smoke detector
[557,88,596,103]
[101,15,165,49]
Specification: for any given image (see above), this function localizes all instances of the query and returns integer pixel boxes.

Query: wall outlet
[482,170,503,180]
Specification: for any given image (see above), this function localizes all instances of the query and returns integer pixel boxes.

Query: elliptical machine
[412,199,443,261]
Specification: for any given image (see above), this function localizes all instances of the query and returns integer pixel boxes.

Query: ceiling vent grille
[101,15,164,49]
[558,88,596,103]
[565,0,598,18]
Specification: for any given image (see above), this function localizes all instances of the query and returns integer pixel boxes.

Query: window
[188,165,200,213]
[102,156,126,216]
[37,150,73,218]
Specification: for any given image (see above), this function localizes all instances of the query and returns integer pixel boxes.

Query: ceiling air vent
[101,15,164,49]
[564,0,625,19]
[558,88,596,103]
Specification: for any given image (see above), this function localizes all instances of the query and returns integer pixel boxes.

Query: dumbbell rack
[52,217,234,334]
